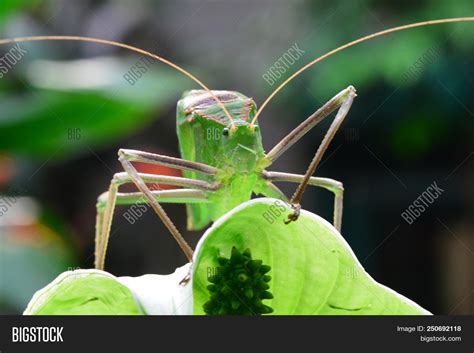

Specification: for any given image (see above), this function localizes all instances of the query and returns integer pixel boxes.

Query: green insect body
[177,90,272,230]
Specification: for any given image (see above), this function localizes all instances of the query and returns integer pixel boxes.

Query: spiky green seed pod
[260,265,271,274]
[217,257,228,266]
[244,288,254,299]
[203,247,273,315]
[248,260,262,272]
[207,284,217,292]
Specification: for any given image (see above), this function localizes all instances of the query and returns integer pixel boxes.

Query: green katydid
[1,17,473,272]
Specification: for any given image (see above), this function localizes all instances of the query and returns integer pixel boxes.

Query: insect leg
[119,149,218,175]
[109,171,219,191]
[119,156,194,262]
[266,86,357,162]
[289,87,356,208]
[262,171,343,231]
[94,169,217,270]
[100,189,210,206]
[95,187,209,270]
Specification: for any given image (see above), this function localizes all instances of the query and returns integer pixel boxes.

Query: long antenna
[252,17,474,125]
[0,35,235,126]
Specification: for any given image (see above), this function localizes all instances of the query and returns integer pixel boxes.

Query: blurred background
[0,0,473,314]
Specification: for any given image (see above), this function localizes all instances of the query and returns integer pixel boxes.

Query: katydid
[1,17,473,271]
[102,85,354,269]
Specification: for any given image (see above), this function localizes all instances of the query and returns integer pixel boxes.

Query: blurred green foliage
[0,0,39,25]
[293,1,474,159]
[297,0,474,96]
[0,232,73,312]
[0,203,75,313]
[0,59,187,158]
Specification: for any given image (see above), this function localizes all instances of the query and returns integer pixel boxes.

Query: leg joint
[96,192,108,209]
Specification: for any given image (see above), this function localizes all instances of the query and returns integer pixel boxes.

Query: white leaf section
[118,263,192,315]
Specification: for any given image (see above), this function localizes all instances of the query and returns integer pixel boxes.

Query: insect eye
[222,128,230,137]
[248,125,259,132]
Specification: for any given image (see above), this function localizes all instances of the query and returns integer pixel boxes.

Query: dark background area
[0,0,473,314]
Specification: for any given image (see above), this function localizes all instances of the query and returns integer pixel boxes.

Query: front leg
[118,153,194,262]
[119,149,218,175]
[266,86,356,162]
[95,148,221,270]
[95,186,210,270]
[263,86,355,223]
[289,87,355,207]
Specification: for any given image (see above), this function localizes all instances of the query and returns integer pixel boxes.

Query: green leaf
[24,270,143,315]
[192,198,431,315]
[24,264,193,315]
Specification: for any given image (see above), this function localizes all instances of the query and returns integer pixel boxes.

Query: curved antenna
[252,17,474,125]
[0,35,235,127]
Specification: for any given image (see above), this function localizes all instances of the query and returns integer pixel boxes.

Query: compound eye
[222,128,230,137]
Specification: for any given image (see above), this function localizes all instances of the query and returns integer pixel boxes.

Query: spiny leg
[116,149,224,264]
[95,151,219,270]
[119,149,218,175]
[111,171,219,190]
[266,86,357,162]
[96,150,219,269]
[94,173,216,269]
[100,189,210,206]
[95,187,210,270]
[265,86,356,223]
[262,171,343,231]
[289,87,356,208]
[118,156,195,263]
